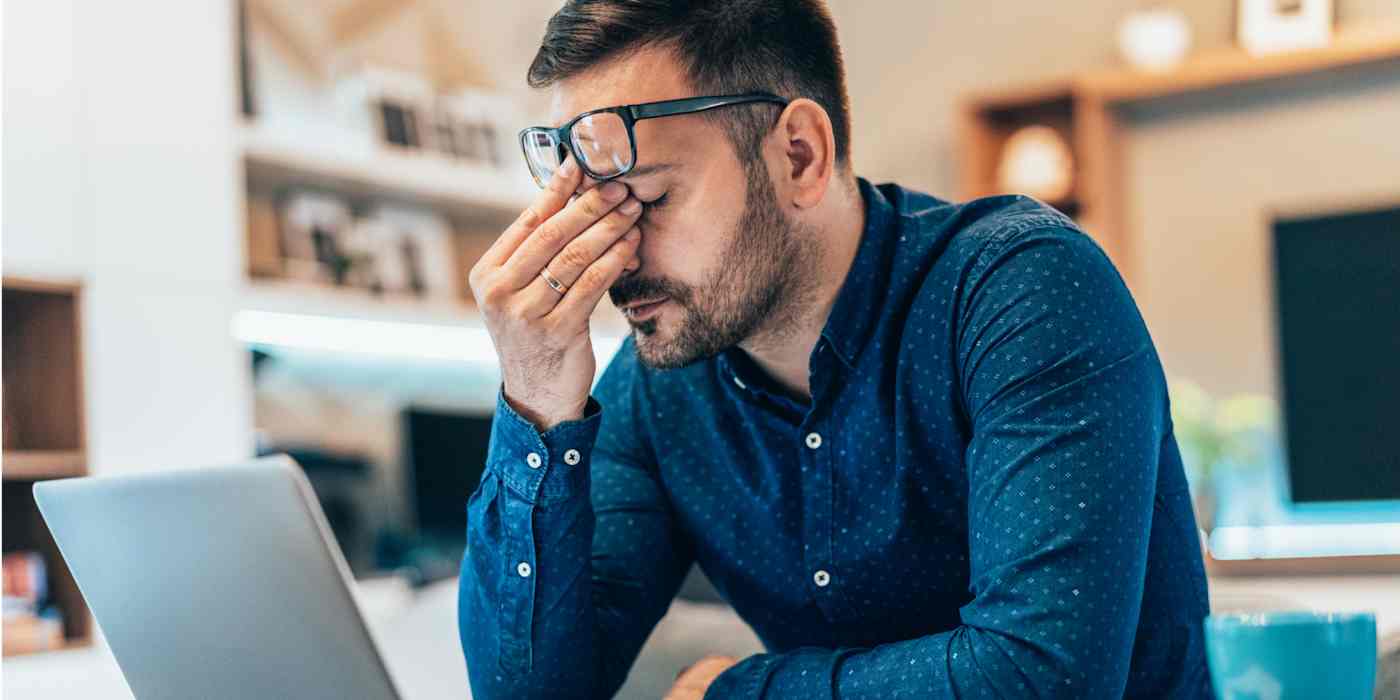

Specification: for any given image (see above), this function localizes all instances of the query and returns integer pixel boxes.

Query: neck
[738,176,865,402]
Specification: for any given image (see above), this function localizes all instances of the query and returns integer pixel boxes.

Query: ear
[771,98,836,210]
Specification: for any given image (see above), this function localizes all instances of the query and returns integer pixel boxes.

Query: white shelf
[239,122,535,221]
[240,279,477,327]
[235,280,630,364]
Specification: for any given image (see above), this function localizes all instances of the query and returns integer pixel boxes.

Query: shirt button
[733,375,747,390]
[563,448,581,465]
[813,569,831,587]
[526,452,542,469]
[517,561,532,577]
[805,432,823,449]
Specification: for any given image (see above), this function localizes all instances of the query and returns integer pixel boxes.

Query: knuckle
[534,221,569,249]
[554,243,593,271]
[479,281,508,309]
[578,194,607,220]
[516,206,543,230]
[577,265,611,291]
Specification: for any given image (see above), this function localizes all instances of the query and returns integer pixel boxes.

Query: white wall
[1126,72,1400,396]
[3,0,252,473]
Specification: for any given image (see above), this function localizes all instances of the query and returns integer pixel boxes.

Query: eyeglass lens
[570,112,633,179]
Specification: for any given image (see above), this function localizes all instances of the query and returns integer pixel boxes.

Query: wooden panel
[2,450,86,480]
[2,480,92,652]
[1207,551,1400,577]
[1080,21,1400,104]
[2,282,86,453]
[1072,95,1131,282]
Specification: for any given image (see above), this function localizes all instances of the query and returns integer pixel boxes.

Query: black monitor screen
[403,407,493,537]
[1273,203,1400,503]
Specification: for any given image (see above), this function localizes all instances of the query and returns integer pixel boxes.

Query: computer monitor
[401,407,493,538]
[1272,202,1400,503]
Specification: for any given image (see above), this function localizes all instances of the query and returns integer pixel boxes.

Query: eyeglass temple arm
[630,93,788,120]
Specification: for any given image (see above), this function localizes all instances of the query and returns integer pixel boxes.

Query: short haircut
[527,0,852,169]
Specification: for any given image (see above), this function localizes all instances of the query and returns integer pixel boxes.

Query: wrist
[502,387,585,433]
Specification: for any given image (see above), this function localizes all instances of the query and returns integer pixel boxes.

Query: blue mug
[1204,611,1376,700]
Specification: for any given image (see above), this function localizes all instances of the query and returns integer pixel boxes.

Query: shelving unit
[236,117,632,354]
[960,22,1400,287]
[240,121,536,223]
[2,276,93,655]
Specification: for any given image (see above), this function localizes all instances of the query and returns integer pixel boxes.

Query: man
[460,1,1211,698]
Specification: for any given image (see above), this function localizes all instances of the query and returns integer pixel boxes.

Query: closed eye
[645,192,670,209]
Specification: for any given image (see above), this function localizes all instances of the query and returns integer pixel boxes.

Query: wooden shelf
[240,122,535,223]
[960,22,1400,287]
[2,632,92,658]
[2,278,93,656]
[1078,21,1400,104]
[1206,551,1400,577]
[2,450,86,480]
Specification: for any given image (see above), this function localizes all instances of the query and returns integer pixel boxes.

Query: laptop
[33,455,402,700]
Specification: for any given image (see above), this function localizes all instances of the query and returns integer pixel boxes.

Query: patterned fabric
[459,178,1212,699]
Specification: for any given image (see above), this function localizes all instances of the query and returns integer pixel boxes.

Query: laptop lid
[33,455,401,700]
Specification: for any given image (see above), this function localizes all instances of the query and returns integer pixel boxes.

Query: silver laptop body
[33,455,402,700]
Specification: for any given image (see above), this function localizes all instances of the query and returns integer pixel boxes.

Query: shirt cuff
[703,649,836,698]
[487,384,603,505]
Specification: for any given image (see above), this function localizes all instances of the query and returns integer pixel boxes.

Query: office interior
[3,1,1400,697]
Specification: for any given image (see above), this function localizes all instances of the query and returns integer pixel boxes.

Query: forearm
[705,625,1085,699]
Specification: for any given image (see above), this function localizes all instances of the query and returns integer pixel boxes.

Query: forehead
[547,44,692,127]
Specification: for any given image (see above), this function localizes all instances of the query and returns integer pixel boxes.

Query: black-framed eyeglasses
[518,92,789,188]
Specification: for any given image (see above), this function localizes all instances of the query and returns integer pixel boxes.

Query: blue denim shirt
[460,178,1211,699]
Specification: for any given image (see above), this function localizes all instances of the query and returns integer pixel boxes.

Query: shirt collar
[818,176,899,370]
[716,176,900,390]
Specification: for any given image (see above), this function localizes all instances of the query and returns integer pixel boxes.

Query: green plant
[1167,378,1277,484]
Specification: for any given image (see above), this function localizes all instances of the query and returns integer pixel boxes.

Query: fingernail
[620,198,641,214]
[558,158,576,177]
[601,181,627,202]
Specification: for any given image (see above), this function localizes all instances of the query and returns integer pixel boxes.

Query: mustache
[609,276,684,307]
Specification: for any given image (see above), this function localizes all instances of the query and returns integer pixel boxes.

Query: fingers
[498,180,639,291]
[545,224,641,325]
[477,154,583,271]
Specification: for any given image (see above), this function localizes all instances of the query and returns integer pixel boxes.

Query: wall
[819,0,1400,397]
[3,0,253,473]
[477,0,1400,397]
[1127,69,1400,395]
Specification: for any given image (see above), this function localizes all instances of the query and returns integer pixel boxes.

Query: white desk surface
[4,574,1397,699]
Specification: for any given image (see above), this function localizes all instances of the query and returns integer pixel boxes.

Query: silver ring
[539,267,569,295]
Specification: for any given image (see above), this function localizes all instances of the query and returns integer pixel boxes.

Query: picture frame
[1236,0,1334,55]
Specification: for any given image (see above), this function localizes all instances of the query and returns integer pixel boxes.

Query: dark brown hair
[527,0,852,168]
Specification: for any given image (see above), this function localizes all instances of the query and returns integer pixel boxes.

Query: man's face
[550,47,817,370]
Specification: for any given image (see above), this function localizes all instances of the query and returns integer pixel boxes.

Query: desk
[4,574,1396,699]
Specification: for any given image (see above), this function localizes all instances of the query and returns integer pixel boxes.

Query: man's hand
[467,153,644,432]
[663,654,740,700]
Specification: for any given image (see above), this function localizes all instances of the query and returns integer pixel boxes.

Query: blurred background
[3,0,1399,697]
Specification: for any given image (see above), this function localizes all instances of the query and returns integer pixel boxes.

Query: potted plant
[1167,378,1277,537]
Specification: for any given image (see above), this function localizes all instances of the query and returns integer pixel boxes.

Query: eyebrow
[620,162,676,180]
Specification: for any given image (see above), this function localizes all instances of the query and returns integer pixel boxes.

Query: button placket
[800,416,839,617]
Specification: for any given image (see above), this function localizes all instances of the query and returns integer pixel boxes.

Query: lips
[621,297,667,312]
[622,297,668,321]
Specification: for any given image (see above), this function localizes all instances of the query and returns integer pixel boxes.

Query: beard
[607,160,819,371]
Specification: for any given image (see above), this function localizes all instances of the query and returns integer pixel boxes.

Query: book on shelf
[3,551,48,616]
[2,551,65,654]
